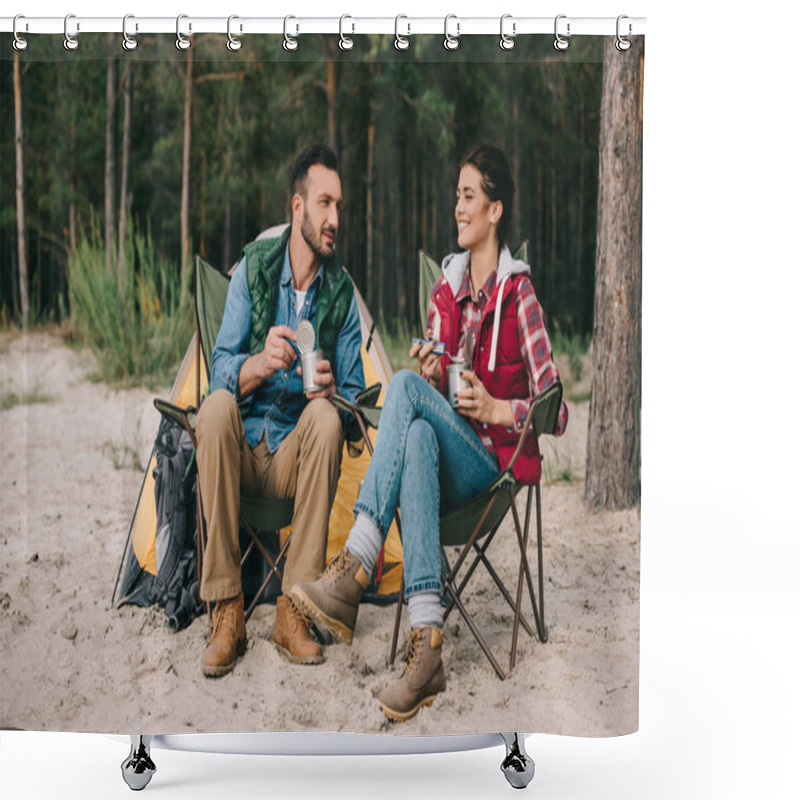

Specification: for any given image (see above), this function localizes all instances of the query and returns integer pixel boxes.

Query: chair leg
[509,486,547,653]
[389,575,405,665]
[195,485,212,631]
[242,534,290,621]
[444,573,507,680]
[510,488,531,671]
[535,483,547,642]
[442,524,534,639]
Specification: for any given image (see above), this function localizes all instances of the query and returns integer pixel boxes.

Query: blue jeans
[353,370,500,597]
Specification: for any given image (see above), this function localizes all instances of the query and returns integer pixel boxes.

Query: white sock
[408,591,443,630]
[346,512,382,576]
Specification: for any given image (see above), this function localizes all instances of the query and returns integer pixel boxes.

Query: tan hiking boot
[289,548,369,644]
[379,627,446,722]
[201,593,246,677]
[272,595,324,665]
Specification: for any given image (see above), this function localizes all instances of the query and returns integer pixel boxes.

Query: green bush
[66,224,192,387]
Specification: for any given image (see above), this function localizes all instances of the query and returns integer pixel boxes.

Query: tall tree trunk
[181,47,194,280]
[223,197,232,270]
[104,33,116,276]
[200,149,207,257]
[13,50,29,327]
[118,63,133,282]
[326,60,341,161]
[577,97,586,334]
[365,116,375,308]
[584,36,644,510]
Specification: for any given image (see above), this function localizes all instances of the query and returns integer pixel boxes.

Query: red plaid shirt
[427,265,568,456]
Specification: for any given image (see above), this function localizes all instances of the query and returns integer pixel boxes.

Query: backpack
[151,414,202,631]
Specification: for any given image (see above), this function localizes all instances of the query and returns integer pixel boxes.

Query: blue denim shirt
[209,245,365,452]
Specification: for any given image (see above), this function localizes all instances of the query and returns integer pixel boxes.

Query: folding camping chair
[154,255,294,625]
[336,244,559,680]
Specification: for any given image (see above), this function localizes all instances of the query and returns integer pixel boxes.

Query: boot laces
[286,598,312,633]
[325,548,355,586]
[402,628,426,677]
[212,598,237,639]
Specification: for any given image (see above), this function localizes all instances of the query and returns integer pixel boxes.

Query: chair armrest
[153,398,198,446]
[329,387,383,458]
[503,381,563,473]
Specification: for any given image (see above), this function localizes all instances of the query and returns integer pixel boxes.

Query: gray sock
[346,512,383,576]
[408,591,444,630]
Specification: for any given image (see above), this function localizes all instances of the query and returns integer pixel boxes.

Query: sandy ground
[0,332,639,737]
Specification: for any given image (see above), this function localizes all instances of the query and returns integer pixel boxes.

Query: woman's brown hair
[460,144,515,245]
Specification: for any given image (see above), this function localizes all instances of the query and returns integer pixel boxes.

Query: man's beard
[301,209,335,260]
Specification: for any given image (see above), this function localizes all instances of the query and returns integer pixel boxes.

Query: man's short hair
[291,144,339,199]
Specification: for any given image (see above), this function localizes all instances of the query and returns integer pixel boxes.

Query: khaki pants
[195,389,344,603]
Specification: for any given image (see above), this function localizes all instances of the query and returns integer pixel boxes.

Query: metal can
[300,349,324,393]
[447,360,470,407]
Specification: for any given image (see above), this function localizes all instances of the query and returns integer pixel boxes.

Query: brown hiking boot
[289,548,369,644]
[201,593,246,678]
[379,627,446,722]
[272,595,324,665]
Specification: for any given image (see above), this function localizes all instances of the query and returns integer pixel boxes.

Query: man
[196,144,364,677]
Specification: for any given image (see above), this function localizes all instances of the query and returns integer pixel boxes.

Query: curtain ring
[394,15,410,51]
[176,14,191,51]
[12,15,28,51]
[339,15,354,50]
[227,15,242,51]
[122,15,138,51]
[499,14,515,51]
[283,15,298,51]
[554,14,570,51]
[443,14,460,51]
[616,15,632,51]
[64,14,79,51]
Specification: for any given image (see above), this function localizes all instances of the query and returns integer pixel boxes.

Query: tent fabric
[115,234,402,608]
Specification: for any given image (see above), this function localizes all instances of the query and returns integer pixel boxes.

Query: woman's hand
[409,328,443,384]
[456,370,514,427]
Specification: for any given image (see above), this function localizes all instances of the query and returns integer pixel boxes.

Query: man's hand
[297,357,336,399]
[410,327,443,384]
[260,325,298,380]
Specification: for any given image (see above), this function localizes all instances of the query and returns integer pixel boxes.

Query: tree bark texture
[585,36,644,511]
[118,64,132,282]
[326,60,341,162]
[104,34,116,276]
[181,47,194,279]
[13,50,29,327]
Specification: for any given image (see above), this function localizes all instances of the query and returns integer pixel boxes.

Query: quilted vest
[432,273,542,484]
[242,226,354,370]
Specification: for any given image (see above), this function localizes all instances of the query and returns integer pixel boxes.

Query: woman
[291,144,568,722]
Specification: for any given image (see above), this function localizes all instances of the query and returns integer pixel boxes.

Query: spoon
[463,329,476,367]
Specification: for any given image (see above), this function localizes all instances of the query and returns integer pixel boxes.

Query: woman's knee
[386,369,423,407]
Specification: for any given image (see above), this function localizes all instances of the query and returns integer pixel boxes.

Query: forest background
[1,35,603,383]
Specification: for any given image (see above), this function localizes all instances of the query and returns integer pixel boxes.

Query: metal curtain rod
[1,15,646,37]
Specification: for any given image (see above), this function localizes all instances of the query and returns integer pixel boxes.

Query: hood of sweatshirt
[440,246,530,371]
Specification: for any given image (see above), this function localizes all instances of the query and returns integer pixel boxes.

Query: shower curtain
[0,22,643,739]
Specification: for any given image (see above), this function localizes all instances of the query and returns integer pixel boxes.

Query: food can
[300,349,324,393]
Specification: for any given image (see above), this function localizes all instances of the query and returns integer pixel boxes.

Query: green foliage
[66,222,192,387]
[379,317,420,374]
[541,445,574,486]
[2,41,603,339]
[0,386,56,411]
[552,325,590,385]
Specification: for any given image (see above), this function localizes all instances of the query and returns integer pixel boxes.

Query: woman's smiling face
[455,164,502,251]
